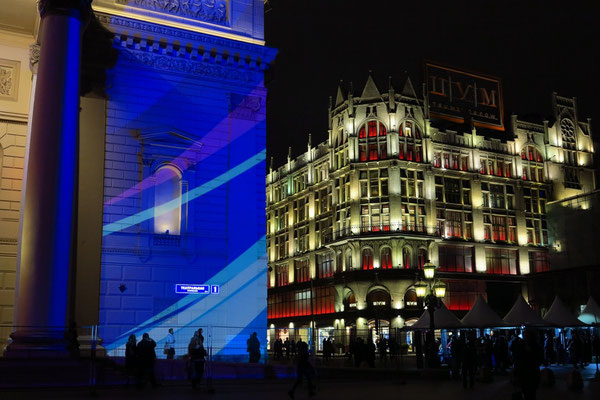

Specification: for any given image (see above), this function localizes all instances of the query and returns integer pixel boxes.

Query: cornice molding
[95,12,276,63]
[120,48,254,83]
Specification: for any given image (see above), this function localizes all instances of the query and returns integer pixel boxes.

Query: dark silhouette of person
[461,335,477,389]
[188,328,206,389]
[568,330,584,369]
[125,334,137,386]
[511,329,543,400]
[543,333,555,366]
[290,338,297,357]
[449,334,463,379]
[288,339,315,398]
[247,332,261,363]
[136,333,158,388]
[284,337,291,359]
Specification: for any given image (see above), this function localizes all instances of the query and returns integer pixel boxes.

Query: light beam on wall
[102,149,266,236]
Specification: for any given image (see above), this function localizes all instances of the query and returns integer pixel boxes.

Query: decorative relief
[116,0,228,26]
[122,49,253,82]
[29,44,40,74]
[229,93,261,120]
[0,59,20,101]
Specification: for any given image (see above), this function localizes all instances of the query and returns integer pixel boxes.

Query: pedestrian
[288,339,316,399]
[290,338,297,357]
[568,330,584,369]
[247,332,261,363]
[164,328,176,360]
[366,337,376,368]
[511,329,543,400]
[136,333,159,388]
[461,334,477,389]
[125,334,137,386]
[284,337,291,359]
[543,333,554,366]
[188,328,206,389]
[449,334,463,379]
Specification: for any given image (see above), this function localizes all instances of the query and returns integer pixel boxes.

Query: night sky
[264,0,599,168]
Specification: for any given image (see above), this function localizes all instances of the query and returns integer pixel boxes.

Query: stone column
[7,0,91,357]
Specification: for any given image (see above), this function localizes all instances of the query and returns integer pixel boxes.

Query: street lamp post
[415,261,446,368]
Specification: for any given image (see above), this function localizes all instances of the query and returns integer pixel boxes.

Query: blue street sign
[175,284,220,294]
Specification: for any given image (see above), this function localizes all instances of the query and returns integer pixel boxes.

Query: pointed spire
[388,76,395,111]
[287,146,292,162]
[401,74,418,98]
[361,71,381,99]
[308,133,312,148]
[269,156,274,172]
[335,82,345,107]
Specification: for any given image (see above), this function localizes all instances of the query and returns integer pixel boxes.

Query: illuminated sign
[424,62,504,131]
[372,301,387,306]
[175,284,220,295]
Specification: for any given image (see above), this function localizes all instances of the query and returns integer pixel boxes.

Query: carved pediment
[140,127,203,151]
[115,0,228,26]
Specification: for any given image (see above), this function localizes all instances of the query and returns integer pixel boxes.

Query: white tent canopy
[461,295,507,328]
[578,297,600,325]
[503,294,549,327]
[410,302,465,330]
[543,296,586,327]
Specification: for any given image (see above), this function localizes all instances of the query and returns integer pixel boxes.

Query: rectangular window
[444,178,461,204]
[529,251,550,273]
[443,280,486,311]
[438,245,474,273]
[294,260,310,283]
[317,254,334,278]
[492,215,507,241]
[485,248,518,275]
[276,265,289,286]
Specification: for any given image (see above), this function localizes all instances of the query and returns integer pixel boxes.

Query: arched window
[399,121,423,162]
[362,248,374,270]
[344,292,358,310]
[367,289,391,308]
[404,289,420,308]
[358,121,387,161]
[402,247,411,269]
[380,247,393,269]
[417,248,427,269]
[154,165,182,235]
[520,145,544,182]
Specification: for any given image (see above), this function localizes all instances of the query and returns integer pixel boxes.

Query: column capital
[38,0,92,18]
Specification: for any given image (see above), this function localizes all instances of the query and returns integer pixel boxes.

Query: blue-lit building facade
[0,0,275,359]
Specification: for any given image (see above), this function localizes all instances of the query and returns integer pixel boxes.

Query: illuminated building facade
[265,74,596,344]
[0,0,275,359]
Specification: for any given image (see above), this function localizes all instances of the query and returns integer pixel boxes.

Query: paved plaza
[2,365,599,400]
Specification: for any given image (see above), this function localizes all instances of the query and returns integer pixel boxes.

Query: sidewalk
[1,364,599,400]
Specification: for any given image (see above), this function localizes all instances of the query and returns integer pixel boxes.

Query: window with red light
[442,280,486,311]
[486,248,518,275]
[359,144,367,161]
[379,123,387,136]
[492,216,507,241]
[438,245,474,273]
[313,286,335,315]
[529,251,550,273]
[358,121,387,161]
[380,247,393,269]
[368,121,377,137]
[318,253,334,278]
[294,259,310,283]
[362,248,374,270]
[276,264,289,286]
[359,126,366,139]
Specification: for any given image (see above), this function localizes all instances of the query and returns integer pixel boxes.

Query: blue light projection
[98,14,275,360]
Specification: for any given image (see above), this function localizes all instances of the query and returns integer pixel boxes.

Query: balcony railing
[323,223,441,243]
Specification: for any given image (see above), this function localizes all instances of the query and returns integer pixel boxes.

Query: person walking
[461,335,477,389]
[511,329,543,400]
[284,337,291,360]
[288,339,316,399]
[188,329,206,389]
[165,328,176,360]
[136,333,158,389]
[247,332,261,363]
[125,334,137,386]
